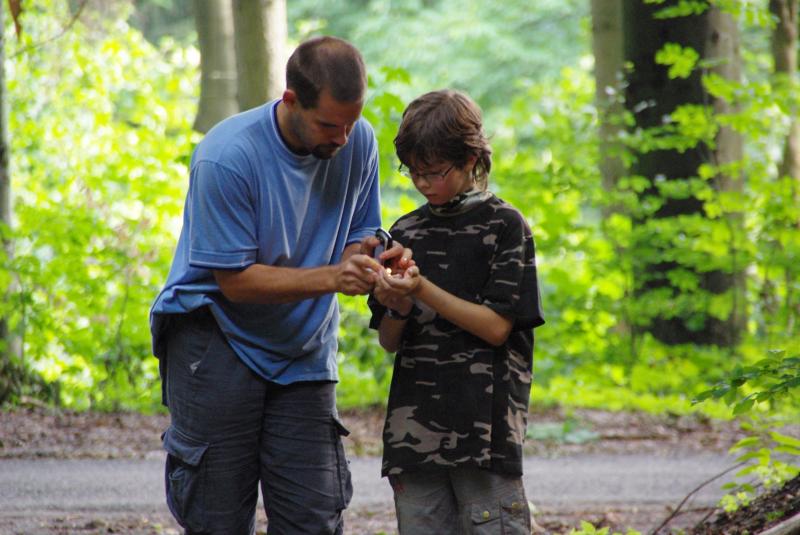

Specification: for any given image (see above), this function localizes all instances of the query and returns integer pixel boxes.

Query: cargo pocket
[470,502,501,534]
[332,415,353,511]
[469,493,530,534]
[500,494,531,534]
[162,426,210,532]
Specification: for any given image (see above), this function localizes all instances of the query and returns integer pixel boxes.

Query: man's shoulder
[349,116,378,149]
[194,104,273,165]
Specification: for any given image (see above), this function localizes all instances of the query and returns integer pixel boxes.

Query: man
[150,36,406,534]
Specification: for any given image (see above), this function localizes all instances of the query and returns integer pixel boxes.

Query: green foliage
[648,0,710,19]
[694,350,800,414]
[655,42,701,79]
[2,0,799,421]
[3,0,198,410]
[694,350,800,511]
[526,417,599,445]
[568,521,641,535]
[288,0,589,113]
[716,424,800,512]
[336,295,393,409]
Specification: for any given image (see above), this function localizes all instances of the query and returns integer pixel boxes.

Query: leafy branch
[693,350,800,415]
[9,0,89,58]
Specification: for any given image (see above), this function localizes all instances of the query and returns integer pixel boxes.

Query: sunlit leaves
[651,0,710,19]
[656,42,701,78]
[5,0,197,410]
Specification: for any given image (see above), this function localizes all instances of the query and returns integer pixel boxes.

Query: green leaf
[655,42,701,79]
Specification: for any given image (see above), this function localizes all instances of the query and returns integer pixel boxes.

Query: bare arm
[214,242,381,304]
[377,314,408,353]
[375,268,513,348]
[413,276,513,346]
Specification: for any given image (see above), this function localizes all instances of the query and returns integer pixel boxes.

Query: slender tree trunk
[706,7,747,343]
[0,2,9,250]
[623,2,744,346]
[232,0,287,111]
[591,0,625,203]
[192,0,238,133]
[1,1,11,357]
[0,0,20,403]
[769,0,800,333]
[592,0,631,340]
[770,0,800,185]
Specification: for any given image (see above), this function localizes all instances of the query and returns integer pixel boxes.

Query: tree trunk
[232,0,287,111]
[0,0,21,403]
[706,6,746,344]
[770,0,800,185]
[592,0,631,339]
[192,0,238,133]
[623,1,744,346]
[0,2,11,355]
[591,0,625,203]
[769,0,800,333]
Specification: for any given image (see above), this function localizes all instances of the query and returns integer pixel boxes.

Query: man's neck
[274,101,307,155]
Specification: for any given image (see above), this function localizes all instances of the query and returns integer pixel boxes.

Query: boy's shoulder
[390,205,428,230]
[486,194,531,227]
[391,194,529,229]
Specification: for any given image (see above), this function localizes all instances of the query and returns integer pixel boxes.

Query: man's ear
[282,89,298,109]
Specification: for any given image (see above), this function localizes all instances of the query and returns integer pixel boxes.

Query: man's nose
[332,126,349,146]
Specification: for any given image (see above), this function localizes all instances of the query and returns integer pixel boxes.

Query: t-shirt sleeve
[346,123,382,246]
[188,160,259,270]
[482,211,545,330]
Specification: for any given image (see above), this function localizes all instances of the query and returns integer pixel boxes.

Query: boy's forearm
[378,316,406,352]
[413,277,512,346]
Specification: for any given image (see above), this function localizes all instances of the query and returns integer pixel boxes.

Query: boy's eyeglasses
[399,164,455,184]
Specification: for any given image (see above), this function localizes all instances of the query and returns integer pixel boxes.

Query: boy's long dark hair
[394,89,492,190]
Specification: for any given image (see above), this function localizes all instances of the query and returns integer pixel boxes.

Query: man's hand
[335,253,382,296]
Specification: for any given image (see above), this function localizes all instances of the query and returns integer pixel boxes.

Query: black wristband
[386,307,411,320]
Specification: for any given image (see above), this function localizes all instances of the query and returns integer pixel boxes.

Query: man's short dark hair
[286,36,367,109]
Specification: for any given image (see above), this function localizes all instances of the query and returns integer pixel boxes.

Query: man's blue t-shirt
[150,99,381,384]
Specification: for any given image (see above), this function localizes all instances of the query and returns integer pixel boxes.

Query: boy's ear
[465,154,478,172]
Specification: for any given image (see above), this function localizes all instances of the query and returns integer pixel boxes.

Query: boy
[369,89,545,534]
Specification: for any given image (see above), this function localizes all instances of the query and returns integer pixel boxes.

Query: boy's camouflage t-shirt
[369,193,544,477]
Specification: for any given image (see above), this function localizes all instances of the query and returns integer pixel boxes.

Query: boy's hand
[373,264,420,317]
[376,241,414,274]
[373,285,413,316]
[378,264,421,296]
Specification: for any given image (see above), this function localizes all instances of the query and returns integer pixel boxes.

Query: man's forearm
[214,263,339,304]
[213,243,376,304]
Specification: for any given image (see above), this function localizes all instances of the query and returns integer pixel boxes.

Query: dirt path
[0,404,753,460]
[0,405,792,534]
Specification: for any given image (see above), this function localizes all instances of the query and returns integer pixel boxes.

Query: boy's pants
[389,467,530,535]
[161,308,352,534]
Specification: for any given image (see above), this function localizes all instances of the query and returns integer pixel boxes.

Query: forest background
[0,0,797,445]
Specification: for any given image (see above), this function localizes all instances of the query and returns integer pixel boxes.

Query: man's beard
[289,113,343,160]
[311,143,342,160]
